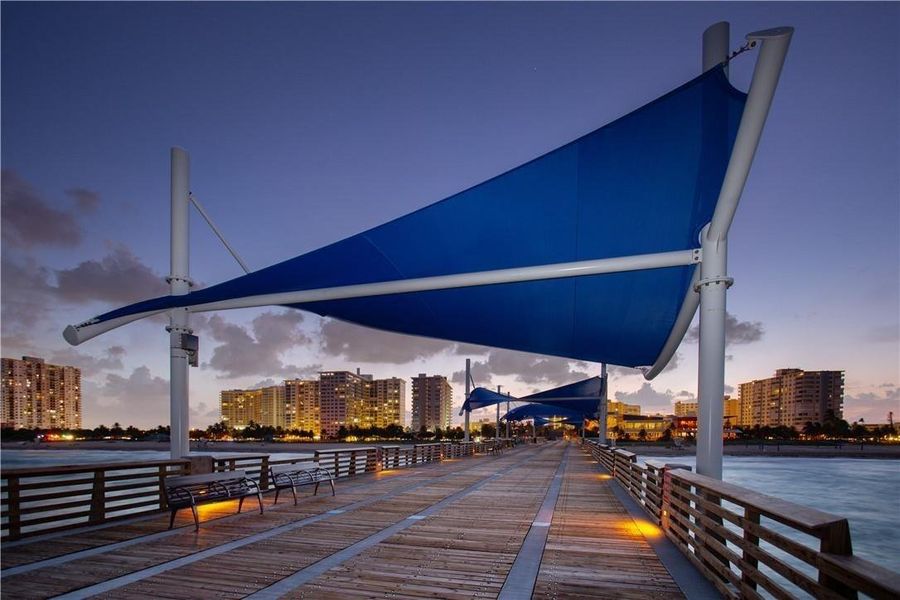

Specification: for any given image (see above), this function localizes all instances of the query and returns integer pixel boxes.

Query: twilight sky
[2,2,898,429]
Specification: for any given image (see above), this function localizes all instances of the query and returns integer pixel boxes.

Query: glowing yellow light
[597,474,612,481]
[616,517,662,539]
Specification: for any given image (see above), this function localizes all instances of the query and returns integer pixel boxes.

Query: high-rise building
[319,371,369,436]
[411,374,452,431]
[283,379,319,435]
[368,377,406,429]
[220,386,284,428]
[739,369,844,430]
[1,356,82,430]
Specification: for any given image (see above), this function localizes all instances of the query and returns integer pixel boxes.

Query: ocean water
[639,455,900,573]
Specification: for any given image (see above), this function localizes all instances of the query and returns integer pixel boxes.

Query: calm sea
[638,454,900,572]
[2,449,898,572]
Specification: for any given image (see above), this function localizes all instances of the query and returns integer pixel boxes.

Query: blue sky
[2,2,897,428]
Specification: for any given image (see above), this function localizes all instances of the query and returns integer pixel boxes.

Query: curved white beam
[63,248,700,346]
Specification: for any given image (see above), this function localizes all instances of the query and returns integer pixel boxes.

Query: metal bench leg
[314,481,320,496]
[169,509,177,530]
[191,504,199,532]
[274,487,280,505]
[329,479,335,496]
[238,496,245,513]
[257,492,264,514]
[291,485,298,506]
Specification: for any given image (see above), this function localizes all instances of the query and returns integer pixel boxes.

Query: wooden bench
[488,441,505,455]
[164,470,263,531]
[270,462,335,505]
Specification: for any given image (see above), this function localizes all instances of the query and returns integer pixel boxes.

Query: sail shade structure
[504,403,586,424]
[69,65,746,368]
[520,376,605,416]
[460,388,518,415]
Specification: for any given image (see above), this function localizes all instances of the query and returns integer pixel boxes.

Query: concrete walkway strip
[49,446,547,600]
[497,446,569,600]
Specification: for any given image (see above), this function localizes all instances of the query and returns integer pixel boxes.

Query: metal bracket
[165,275,195,287]
[694,276,734,291]
[692,248,702,263]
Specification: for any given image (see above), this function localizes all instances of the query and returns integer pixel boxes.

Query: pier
[3,441,898,599]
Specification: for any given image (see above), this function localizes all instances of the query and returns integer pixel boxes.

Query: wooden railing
[583,440,900,600]
[212,453,270,490]
[1,459,189,540]
[313,447,379,478]
[1,441,497,540]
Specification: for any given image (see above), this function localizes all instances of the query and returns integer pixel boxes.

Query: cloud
[844,385,900,423]
[205,310,319,379]
[614,383,679,413]
[65,187,101,213]
[0,254,56,331]
[49,345,126,376]
[1,170,82,248]
[87,366,170,427]
[685,313,764,347]
[450,349,589,388]
[724,384,735,395]
[319,319,456,363]
[55,243,168,304]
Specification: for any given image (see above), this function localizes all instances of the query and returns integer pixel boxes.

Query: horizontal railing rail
[212,453,270,490]
[582,439,900,600]
[1,459,190,540]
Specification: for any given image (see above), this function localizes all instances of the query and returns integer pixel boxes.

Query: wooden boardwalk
[1,442,693,599]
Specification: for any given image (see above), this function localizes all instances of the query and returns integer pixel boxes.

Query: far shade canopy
[503,403,587,424]
[460,376,604,417]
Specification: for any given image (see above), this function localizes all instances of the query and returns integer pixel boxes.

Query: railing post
[89,469,105,523]
[7,475,21,540]
[819,520,857,598]
[349,451,357,476]
[158,465,169,510]
[743,508,760,591]
[259,455,270,490]
[375,447,383,472]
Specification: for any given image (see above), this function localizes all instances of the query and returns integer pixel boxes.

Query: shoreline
[2,439,899,459]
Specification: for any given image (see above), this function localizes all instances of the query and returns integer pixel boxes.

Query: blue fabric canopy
[85,66,745,367]
[504,403,586,423]
[459,387,518,415]
[520,376,605,415]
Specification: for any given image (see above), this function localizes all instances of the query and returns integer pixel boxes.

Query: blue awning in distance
[460,387,518,416]
[504,403,586,423]
[80,65,746,367]
[520,376,605,416]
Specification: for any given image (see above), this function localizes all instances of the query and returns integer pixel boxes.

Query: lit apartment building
[220,386,284,428]
[1,356,82,430]
[411,374,452,431]
[283,379,319,435]
[674,396,741,425]
[739,369,844,430]
[319,371,369,436]
[368,377,406,429]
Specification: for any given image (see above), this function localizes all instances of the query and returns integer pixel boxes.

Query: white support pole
[496,385,502,440]
[505,394,510,439]
[598,363,608,443]
[463,359,471,442]
[695,24,793,480]
[168,147,192,460]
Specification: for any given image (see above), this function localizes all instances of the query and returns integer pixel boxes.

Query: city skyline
[1,3,897,429]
